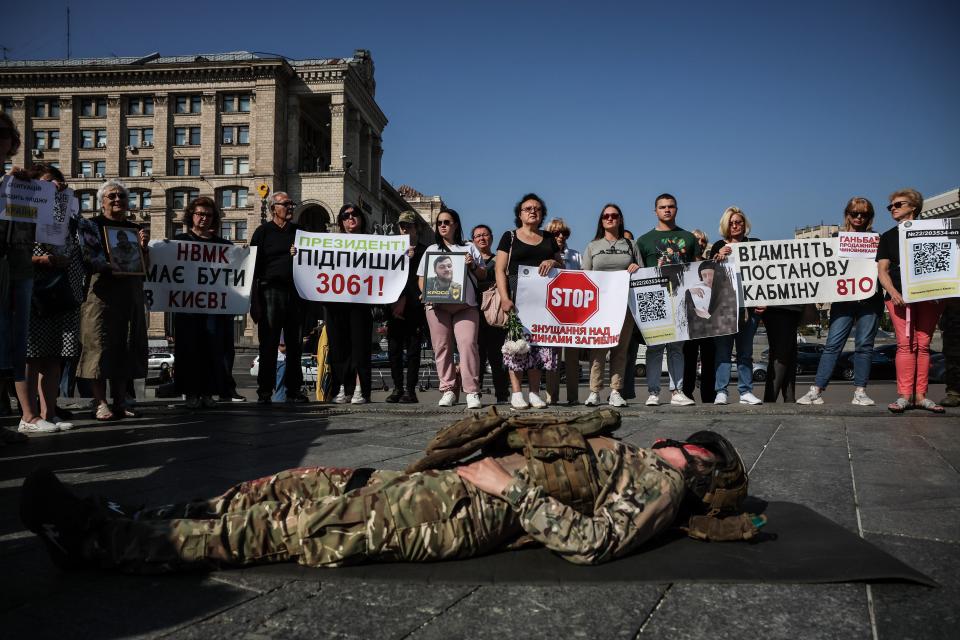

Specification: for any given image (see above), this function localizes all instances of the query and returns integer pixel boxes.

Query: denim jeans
[645,342,684,394]
[814,301,880,389]
[0,278,33,381]
[714,311,760,395]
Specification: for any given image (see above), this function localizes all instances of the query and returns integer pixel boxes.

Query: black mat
[241,501,936,586]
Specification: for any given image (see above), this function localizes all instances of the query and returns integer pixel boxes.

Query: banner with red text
[293,231,410,304]
[145,240,256,314]
[515,267,629,349]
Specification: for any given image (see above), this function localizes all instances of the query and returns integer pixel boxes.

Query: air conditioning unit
[142,142,153,148]
[77,173,86,178]
[96,142,107,148]
[223,137,233,144]
[126,145,136,152]
[95,172,104,178]
[31,148,43,157]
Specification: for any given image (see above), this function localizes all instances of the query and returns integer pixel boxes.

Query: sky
[5,0,959,252]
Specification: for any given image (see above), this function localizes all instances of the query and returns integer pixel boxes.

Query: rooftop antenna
[0,46,10,61]
[66,5,71,58]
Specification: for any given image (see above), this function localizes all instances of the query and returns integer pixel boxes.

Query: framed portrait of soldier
[423,252,466,304]
[102,224,146,276]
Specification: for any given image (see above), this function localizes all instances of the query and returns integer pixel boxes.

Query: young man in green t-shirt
[635,194,697,407]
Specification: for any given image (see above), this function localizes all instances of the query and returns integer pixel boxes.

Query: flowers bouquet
[501,310,530,368]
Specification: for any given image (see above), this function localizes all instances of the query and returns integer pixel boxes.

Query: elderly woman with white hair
[77,179,150,421]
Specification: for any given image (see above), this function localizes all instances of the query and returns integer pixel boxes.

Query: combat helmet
[653,430,748,515]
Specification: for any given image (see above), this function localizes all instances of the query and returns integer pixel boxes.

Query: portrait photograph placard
[103,224,146,276]
[422,252,466,304]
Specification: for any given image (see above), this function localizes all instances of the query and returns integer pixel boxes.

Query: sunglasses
[193,211,214,218]
[105,193,128,200]
[437,219,454,227]
[339,210,358,220]
[275,201,296,208]
[886,201,910,212]
[553,231,569,238]
[847,211,870,219]
[601,214,620,221]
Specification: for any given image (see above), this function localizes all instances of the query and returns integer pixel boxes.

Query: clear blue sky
[7,0,959,251]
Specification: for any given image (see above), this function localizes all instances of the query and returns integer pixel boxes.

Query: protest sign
[293,231,409,304]
[33,187,76,246]
[734,238,877,306]
[422,252,466,304]
[898,218,960,303]
[145,240,257,314]
[838,232,880,260]
[629,260,739,346]
[104,225,147,276]
[515,268,629,349]
[0,175,57,224]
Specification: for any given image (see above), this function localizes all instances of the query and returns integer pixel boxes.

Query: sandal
[887,397,910,414]
[917,399,946,414]
[94,403,116,421]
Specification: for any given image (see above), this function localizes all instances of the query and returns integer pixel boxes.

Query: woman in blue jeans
[711,207,763,405]
[797,197,882,406]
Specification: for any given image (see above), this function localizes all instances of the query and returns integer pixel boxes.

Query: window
[49,130,60,149]
[78,191,96,211]
[80,97,107,117]
[1,99,12,113]
[127,160,151,177]
[221,221,234,240]
[175,95,202,114]
[127,96,154,116]
[95,130,108,148]
[32,130,60,150]
[221,157,249,175]
[234,220,247,241]
[219,187,248,209]
[174,158,200,176]
[32,99,60,118]
[171,188,199,210]
[222,93,252,113]
[94,160,106,176]
[238,157,249,174]
[80,130,94,148]
[221,125,249,145]
[174,126,201,146]
[79,161,93,177]
[80,128,107,148]
[127,127,154,148]
[129,190,152,210]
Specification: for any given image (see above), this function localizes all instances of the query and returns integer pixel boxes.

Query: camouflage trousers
[88,466,521,573]
[942,298,960,395]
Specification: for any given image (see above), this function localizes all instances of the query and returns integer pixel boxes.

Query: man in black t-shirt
[250,192,306,404]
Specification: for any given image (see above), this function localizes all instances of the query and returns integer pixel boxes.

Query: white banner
[837,232,880,260]
[734,238,878,307]
[144,240,257,314]
[0,176,61,244]
[629,260,740,346]
[899,218,960,303]
[293,231,409,304]
[515,267,629,349]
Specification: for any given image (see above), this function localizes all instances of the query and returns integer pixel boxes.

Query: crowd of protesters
[1,109,955,447]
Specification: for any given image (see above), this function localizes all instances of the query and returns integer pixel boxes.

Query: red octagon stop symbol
[546,271,599,325]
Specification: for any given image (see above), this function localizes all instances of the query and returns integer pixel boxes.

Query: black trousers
[682,338,716,403]
[256,285,303,399]
[477,315,509,400]
[763,307,801,403]
[326,302,372,399]
[174,313,234,397]
[387,313,425,393]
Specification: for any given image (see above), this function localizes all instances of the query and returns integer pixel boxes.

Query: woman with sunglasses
[417,208,485,408]
[798,198,884,407]
[876,189,945,413]
[494,193,563,410]
[711,207,763,405]
[325,204,373,404]
[77,180,150,421]
[581,204,639,407]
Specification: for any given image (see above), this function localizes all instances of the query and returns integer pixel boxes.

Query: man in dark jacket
[385,212,428,403]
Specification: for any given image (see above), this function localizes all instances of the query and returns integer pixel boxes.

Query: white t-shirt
[417,242,484,306]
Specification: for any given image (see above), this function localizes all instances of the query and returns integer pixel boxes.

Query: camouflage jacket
[501,441,685,565]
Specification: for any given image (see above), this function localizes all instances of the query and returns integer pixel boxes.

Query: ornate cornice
[0,62,288,90]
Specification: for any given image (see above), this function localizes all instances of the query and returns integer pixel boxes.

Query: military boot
[20,469,104,569]
[939,392,960,408]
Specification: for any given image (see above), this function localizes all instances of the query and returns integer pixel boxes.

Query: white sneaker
[438,391,457,407]
[465,393,482,409]
[511,392,529,410]
[645,394,660,406]
[50,417,75,431]
[714,391,728,405]
[528,392,547,409]
[18,418,59,434]
[544,391,553,406]
[351,395,368,405]
[351,387,364,403]
[333,387,348,404]
[608,390,627,407]
[739,392,762,405]
[852,389,875,406]
[796,386,823,405]
[671,391,695,406]
[584,392,600,407]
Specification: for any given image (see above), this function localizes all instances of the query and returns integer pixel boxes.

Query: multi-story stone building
[794,223,840,239]
[0,49,434,341]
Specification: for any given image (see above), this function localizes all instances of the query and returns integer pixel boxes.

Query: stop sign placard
[546,271,599,324]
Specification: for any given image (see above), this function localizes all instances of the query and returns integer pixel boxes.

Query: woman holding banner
[494,193,562,410]
[325,204,373,404]
[581,204,639,407]
[797,197,883,407]
[173,197,236,409]
[711,207,763,405]
[418,208,485,409]
[876,189,945,413]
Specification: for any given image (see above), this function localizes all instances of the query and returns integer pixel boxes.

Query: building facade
[794,223,840,239]
[0,49,423,342]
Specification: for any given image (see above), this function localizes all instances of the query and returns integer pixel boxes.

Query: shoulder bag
[480,232,513,328]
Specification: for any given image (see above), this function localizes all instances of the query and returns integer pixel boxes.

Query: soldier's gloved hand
[456,458,513,497]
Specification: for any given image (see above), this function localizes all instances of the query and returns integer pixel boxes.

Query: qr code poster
[900,219,960,303]
[629,261,740,346]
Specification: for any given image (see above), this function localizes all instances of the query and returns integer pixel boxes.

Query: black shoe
[385,389,403,403]
[256,395,272,405]
[56,407,75,420]
[20,470,99,569]
[398,391,418,403]
[286,393,310,404]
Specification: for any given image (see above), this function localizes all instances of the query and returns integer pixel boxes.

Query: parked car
[147,352,174,371]
[697,354,768,382]
[760,344,824,375]
[834,344,946,383]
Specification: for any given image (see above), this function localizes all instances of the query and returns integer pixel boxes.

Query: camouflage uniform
[85,443,684,572]
[941,298,960,406]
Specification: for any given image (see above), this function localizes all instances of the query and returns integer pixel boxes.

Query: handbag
[481,232,514,328]
[32,271,79,318]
